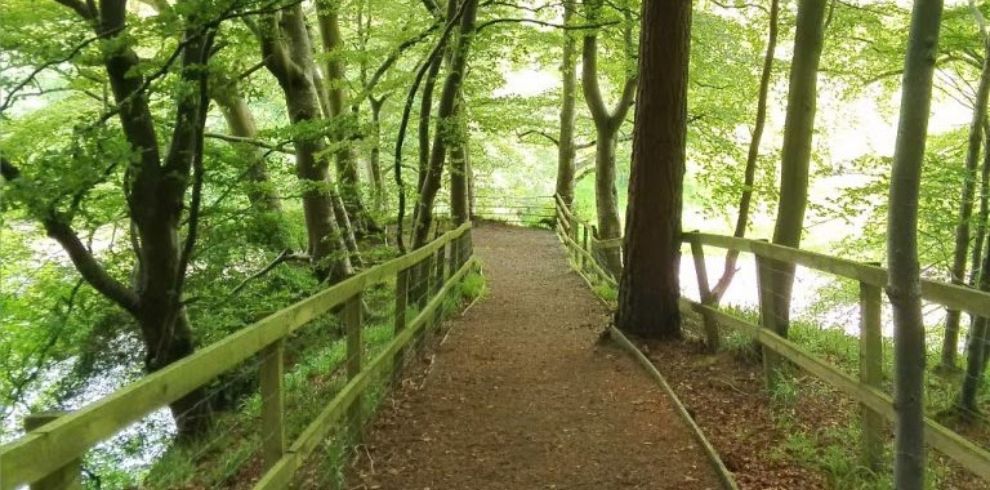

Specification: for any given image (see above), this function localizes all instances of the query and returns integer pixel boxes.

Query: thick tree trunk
[767,0,828,337]
[555,0,578,208]
[942,38,990,372]
[412,0,479,248]
[886,0,944,486]
[581,0,636,278]
[258,6,353,282]
[711,0,779,302]
[614,0,691,339]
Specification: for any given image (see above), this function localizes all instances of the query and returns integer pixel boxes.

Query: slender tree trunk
[258,6,353,282]
[450,94,470,224]
[556,0,578,208]
[615,0,691,339]
[418,51,445,195]
[711,0,779,302]
[412,0,479,248]
[580,0,637,278]
[970,122,990,288]
[369,96,387,213]
[766,0,828,337]
[593,126,623,274]
[943,35,990,371]
[316,3,378,234]
[330,186,365,268]
[215,92,292,251]
[886,0,944,486]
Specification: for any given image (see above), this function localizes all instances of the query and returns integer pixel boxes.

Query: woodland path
[348,223,721,489]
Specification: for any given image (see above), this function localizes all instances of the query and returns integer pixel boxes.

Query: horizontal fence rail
[684,232,990,480]
[551,192,990,481]
[1,223,476,490]
[553,194,618,288]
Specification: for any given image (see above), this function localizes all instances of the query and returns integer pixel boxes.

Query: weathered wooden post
[393,267,410,381]
[345,292,363,438]
[754,240,781,387]
[259,339,285,470]
[581,225,590,270]
[433,243,447,328]
[23,412,82,490]
[859,264,884,472]
[689,233,720,353]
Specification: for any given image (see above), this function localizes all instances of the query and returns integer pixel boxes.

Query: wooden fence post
[433,243,447,328]
[23,413,82,490]
[393,267,410,382]
[859,266,884,471]
[345,292,363,439]
[582,225,589,264]
[259,339,285,470]
[754,241,781,386]
[689,234,720,353]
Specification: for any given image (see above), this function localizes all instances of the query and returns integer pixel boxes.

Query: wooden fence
[0,223,476,490]
[551,194,990,481]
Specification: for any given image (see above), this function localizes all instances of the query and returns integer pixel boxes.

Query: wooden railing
[0,223,477,490]
[551,193,990,481]
[552,194,618,289]
[682,232,990,479]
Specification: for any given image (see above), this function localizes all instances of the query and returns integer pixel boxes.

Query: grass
[715,306,990,488]
[140,268,486,489]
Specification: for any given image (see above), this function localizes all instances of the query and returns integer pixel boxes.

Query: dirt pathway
[349,224,722,489]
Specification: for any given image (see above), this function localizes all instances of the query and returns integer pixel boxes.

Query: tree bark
[711,0,779,302]
[256,6,353,282]
[614,0,691,339]
[412,0,479,248]
[581,0,637,277]
[555,0,578,208]
[886,0,944,486]
[942,22,990,372]
[767,0,828,337]
[369,95,387,213]
[450,93,470,224]
[23,0,220,436]
[214,90,292,251]
[316,2,378,234]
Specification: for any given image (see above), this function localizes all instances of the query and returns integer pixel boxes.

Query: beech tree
[252,4,354,282]
[614,0,691,339]
[766,0,828,337]
[886,0,945,486]
[1,0,219,436]
[555,0,579,209]
[581,0,637,276]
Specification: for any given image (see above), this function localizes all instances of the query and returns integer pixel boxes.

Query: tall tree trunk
[970,121,990,288]
[766,0,828,338]
[316,2,379,234]
[369,95,387,213]
[711,0,779,302]
[886,0,944,486]
[555,0,578,208]
[214,92,292,251]
[942,24,990,372]
[257,6,353,282]
[450,93,470,224]
[412,0,479,248]
[581,0,637,277]
[614,0,691,339]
